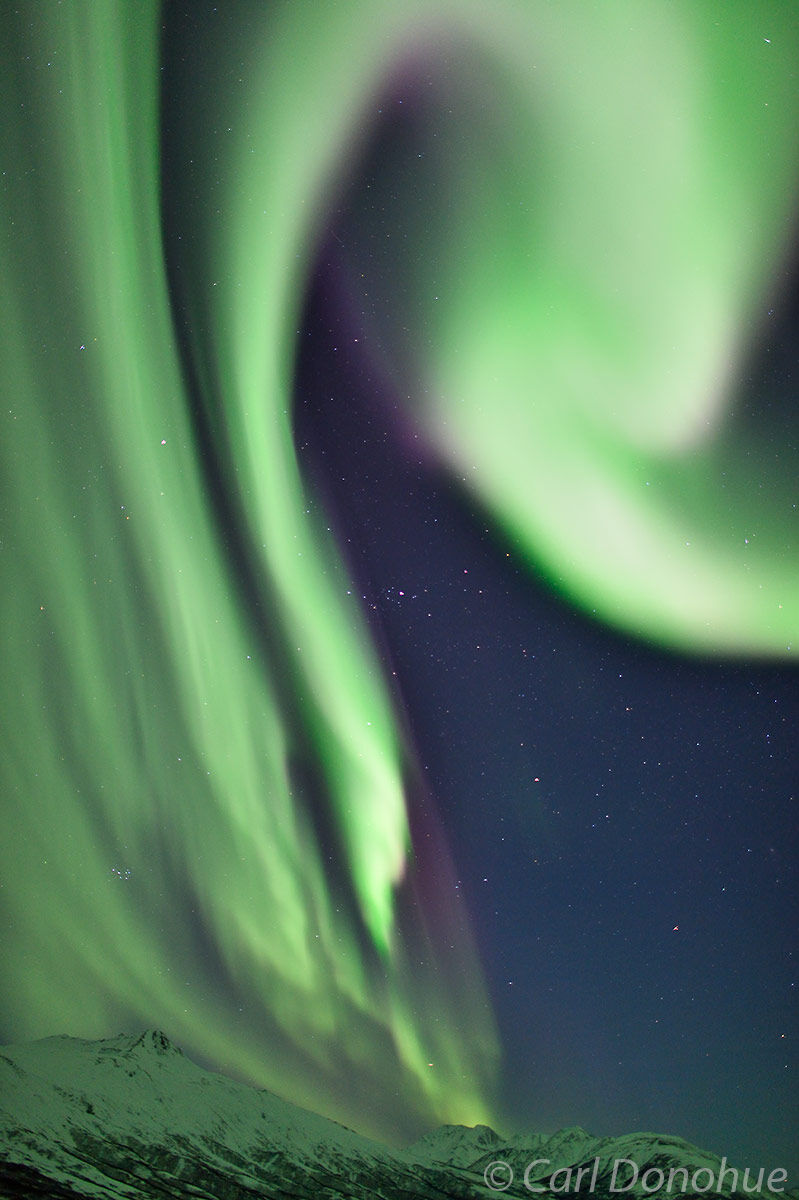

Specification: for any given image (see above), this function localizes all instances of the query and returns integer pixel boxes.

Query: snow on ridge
[114,1028,183,1056]
[403,1120,507,1168]
[1,1032,792,1200]
[401,1119,755,1189]
[0,1029,391,1168]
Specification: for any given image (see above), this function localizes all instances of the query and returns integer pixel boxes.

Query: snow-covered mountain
[0,1030,792,1199]
[402,1120,794,1198]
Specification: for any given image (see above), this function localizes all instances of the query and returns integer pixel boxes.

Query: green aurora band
[1,0,797,1140]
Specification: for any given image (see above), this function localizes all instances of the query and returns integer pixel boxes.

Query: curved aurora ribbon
[0,0,796,1141]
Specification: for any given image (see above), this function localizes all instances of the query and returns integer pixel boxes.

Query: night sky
[1,0,798,1185]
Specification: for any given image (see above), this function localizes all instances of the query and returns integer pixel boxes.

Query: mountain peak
[406,1120,504,1166]
[419,1121,503,1145]
[129,1029,182,1056]
[555,1124,592,1139]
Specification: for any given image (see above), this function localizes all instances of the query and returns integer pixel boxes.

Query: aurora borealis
[1,0,797,1178]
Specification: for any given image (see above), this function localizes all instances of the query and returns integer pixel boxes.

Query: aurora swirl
[1,0,797,1145]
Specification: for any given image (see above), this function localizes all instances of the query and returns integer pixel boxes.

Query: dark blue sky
[294,225,798,1177]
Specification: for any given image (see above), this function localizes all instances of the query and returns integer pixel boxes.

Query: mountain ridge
[0,1030,793,1199]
